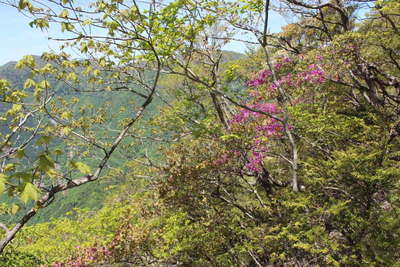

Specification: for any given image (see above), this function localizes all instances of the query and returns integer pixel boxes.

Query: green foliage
[14,203,128,263]
[0,0,399,266]
[0,248,43,266]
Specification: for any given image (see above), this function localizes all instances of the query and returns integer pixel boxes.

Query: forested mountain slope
[0,50,244,225]
[0,57,115,223]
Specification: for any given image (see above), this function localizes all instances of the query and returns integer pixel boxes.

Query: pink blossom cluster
[228,102,283,173]
[224,58,326,174]
[247,69,272,87]
[242,119,284,173]
[300,64,325,84]
[247,56,326,93]
[229,103,280,125]
[269,73,295,90]
[247,57,294,88]
[269,64,325,90]
[245,151,264,172]
[274,56,293,70]
[255,122,283,136]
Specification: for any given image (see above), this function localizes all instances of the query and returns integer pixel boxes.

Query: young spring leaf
[0,175,5,195]
[11,204,20,215]
[20,183,39,204]
[71,162,92,175]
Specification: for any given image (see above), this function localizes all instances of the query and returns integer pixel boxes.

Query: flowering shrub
[227,56,326,173]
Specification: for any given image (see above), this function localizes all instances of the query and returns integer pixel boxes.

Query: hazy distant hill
[0,56,123,224]
[0,50,244,224]
[0,50,244,87]
[0,59,32,88]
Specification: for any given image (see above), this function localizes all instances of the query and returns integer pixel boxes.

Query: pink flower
[256,122,282,136]
[251,103,280,114]
[245,151,264,172]
[274,63,283,70]
[298,64,325,84]
[282,57,292,63]
[229,103,280,125]
[247,69,272,87]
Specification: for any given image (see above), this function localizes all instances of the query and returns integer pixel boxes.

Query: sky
[0,3,288,65]
[0,4,59,64]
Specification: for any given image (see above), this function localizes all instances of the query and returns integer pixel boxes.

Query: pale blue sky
[0,4,287,65]
[0,4,59,64]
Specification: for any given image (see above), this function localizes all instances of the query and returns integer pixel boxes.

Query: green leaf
[59,9,69,18]
[16,55,35,69]
[23,79,36,89]
[61,22,75,32]
[7,104,22,115]
[29,18,49,30]
[66,72,78,82]
[83,19,93,26]
[13,172,31,182]
[14,149,26,159]
[11,204,20,215]
[61,111,72,120]
[20,183,39,204]
[38,154,55,172]
[0,174,5,195]
[36,136,52,145]
[4,164,15,172]
[71,161,92,175]
[18,0,29,9]
[53,149,63,156]
[220,134,240,141]
[37,80,50,89]
[62,126,72,136]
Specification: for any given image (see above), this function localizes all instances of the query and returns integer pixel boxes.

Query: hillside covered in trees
[0,0,399,266]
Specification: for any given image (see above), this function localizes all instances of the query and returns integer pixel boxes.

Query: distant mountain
[0,50,245,224]
[0,55,80,96]
[221,50,245,62]
[0,56,120,224]
[0,55,41,88]
[0,50,245,86]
